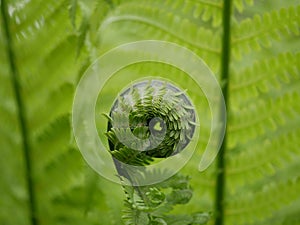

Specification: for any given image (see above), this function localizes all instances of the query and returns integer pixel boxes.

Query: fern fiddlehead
[106,79,196,163]
[105,79,209,224]
[73,40,225,224]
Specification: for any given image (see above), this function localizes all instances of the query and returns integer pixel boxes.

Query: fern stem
[1,1,38,225]
[215,0,232,225]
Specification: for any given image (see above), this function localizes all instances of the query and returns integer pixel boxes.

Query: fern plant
[103,79,209,224]
[0,0,123,224]
[1,0,300,225]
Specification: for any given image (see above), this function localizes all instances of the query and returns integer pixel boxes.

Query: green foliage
[0,0,122,224]
[104,81,201,224]
[122,174,210,225]
[1,0,300,225]
[106,81,196,162]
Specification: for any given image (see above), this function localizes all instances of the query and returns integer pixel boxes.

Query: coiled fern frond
[104,79,206,224]
[106,80,196,163]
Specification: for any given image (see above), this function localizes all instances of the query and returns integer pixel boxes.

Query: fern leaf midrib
[0,1,37,225]
[215,0,231,224]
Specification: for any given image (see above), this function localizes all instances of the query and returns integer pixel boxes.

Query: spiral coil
[106,80,196,165]
[72,40,225,185]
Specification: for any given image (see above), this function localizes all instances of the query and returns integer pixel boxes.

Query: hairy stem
[215,0,232,224]
[1,1,38,225]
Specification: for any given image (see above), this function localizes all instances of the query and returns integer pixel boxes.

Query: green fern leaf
[1,0,300,225]
[0,0,121,224]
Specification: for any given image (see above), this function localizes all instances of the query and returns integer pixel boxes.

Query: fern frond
[27,83,74,133]
[233,0,253,13]
[231,52,299,94]
[102,5,220,52]
[12,0,67,31]
[120,173,206,225]
[139,0,223,27]
[0,0,119,224]
[23,35,78,96]
[99,0,222,71]
[228,125,300,178]
[2,0,300,224]
[232,5,300,59]
[226,51,300,192]
[225,177,300,225]
[35,147,84,196]
[261,199,300,225]
[111,0,223,27]
[14,1,72,69]
[230,90,299,141]
[33,114,72,171]
[229,52,300,130]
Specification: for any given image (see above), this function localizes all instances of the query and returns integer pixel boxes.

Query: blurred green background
[1,0,300,224]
